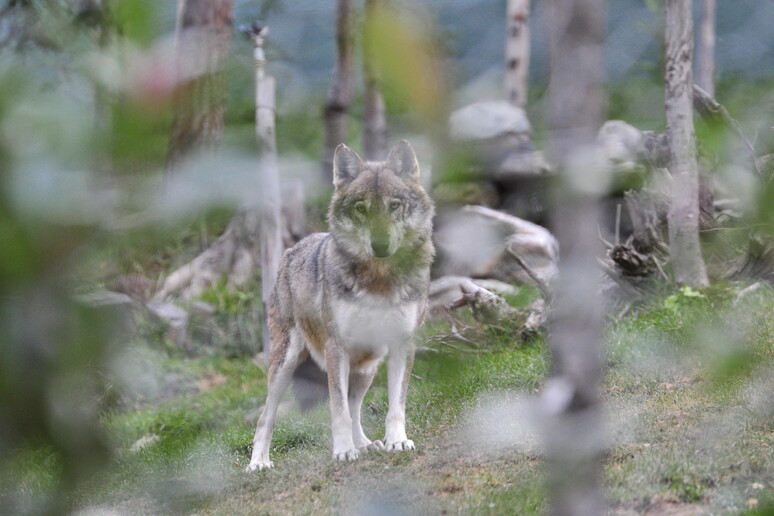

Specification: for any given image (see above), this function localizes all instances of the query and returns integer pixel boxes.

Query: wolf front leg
[349,368,384,452]
[384,345,416,452]
[246,329,302,472]
[326,342,359,461]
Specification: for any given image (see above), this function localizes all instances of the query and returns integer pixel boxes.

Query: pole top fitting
[240,21,268,48]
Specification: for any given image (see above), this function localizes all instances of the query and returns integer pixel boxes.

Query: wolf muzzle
[370,223,392,258]
[371,239,390,258]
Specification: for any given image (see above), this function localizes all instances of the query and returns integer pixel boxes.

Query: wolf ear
[333,144,364,188]
[385,140,420,182]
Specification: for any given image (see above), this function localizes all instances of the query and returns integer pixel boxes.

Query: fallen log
[428,275,517,316]
[461,205,558,288]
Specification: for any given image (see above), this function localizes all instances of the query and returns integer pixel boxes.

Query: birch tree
[249,24,283,365]
[544,0,607,513]
[665,0,709,288]
[505,0,530,108]
[696,0,715,97]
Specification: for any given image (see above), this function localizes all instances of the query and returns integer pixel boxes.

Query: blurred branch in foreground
[544,0,607,514]
[164,0,233,179]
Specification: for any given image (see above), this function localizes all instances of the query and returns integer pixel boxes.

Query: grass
[3,283,774,515]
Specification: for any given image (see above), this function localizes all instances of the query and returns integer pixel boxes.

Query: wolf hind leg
[349,367,384,452]
[246,329,304,472]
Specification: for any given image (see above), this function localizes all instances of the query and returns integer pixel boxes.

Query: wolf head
[328,140,434,264]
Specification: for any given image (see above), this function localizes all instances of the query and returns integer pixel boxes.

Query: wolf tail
[292,357,329,413]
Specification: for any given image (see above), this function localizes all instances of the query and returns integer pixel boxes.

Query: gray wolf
[247,140,435,470]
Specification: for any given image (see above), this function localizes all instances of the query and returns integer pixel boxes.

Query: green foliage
[113,0,158,45]
[661,465,709,503]
[745,498,774,516]
[661,286,707,315]
[196,280,263,357]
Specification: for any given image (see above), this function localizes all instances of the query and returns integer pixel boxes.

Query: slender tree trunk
[665,0,709,288]
[164,0,233,178]
[505,0,530,108]
[362,0,388,160]
[253,29,283,365]
[697,0,715,97]
[545,0,607,514]
[322,0,355,181]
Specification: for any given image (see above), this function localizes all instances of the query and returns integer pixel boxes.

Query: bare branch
[692,84,763,181]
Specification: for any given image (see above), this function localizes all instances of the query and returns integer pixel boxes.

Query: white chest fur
[331,294,419,355]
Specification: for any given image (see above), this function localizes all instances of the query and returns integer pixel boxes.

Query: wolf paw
[359,440,385,453]
[385,439,415,452]
[245,459,274,472]
[333,448,360,462]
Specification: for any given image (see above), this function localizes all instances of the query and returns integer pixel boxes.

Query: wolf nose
[371,240,390,258]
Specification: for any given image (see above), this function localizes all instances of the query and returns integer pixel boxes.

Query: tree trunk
[545,0,607,514]
[254,33,283,365]
[362,0,388,160]
[153,21,283,309]
[696,0,715,97]
[665,0,709,288]
[322,0,355,181]
[164,0,233,178]
[505,0,530,108]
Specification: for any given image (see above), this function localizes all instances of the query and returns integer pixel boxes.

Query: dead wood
[154,208,260,301]
[724,236,774,283]
[458,281,522,325]
[428,275,517,316]
[461,204,558,288]
[692,84,761,180]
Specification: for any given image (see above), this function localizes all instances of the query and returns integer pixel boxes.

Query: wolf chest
[331,294,419,355]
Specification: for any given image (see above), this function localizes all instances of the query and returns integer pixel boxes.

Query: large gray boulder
[448,100,551,179]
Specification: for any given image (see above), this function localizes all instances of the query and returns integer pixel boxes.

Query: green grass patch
[6,283,773,515]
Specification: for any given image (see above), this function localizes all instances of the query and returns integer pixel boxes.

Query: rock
[78,290,134,307]
[596,120,646,171]
[190,300,216,318]
[108,273,152,302]
[76,290,138,337]
[448,101,551,181]
[449,100,532,141]
[146,301,190,351]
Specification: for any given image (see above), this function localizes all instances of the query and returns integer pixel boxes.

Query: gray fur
[247,140,435,470]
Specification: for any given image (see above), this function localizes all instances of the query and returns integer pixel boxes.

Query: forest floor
[7,281,774,515]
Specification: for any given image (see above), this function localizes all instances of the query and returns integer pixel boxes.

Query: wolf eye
[389,200,401,212]
[354,202,367,215]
